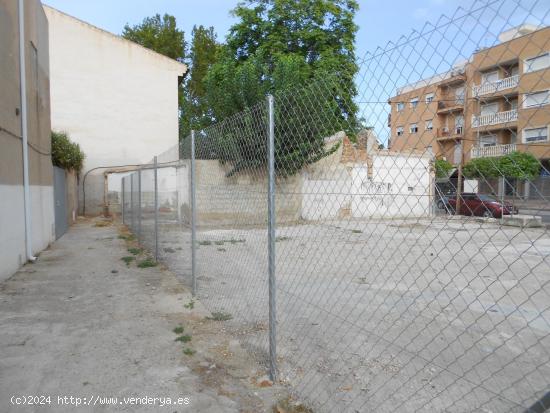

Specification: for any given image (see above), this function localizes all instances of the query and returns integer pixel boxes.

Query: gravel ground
[139,214,550,413]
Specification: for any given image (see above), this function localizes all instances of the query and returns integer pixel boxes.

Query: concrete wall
[0,0,55,281]
[44,6,187,215]
[168,153,431,226]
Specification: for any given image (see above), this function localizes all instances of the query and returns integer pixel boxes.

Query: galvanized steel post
[121,177,125,225]
[267,95,277,381]
[190,131,197,296]
[137,169,142,243]
[154,156,159,261]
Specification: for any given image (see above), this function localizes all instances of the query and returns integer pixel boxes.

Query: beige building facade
[0,0,55,280]
[389,25,550,183]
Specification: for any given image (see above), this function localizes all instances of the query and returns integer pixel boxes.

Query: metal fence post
[121,177,125,225]
[154,156,159,261]
[190,130,197,296]
[137,169,142,243]
[267,94,277,381]
[130,174,134,231]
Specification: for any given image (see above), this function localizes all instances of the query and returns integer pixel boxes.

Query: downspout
[18,0,37,262]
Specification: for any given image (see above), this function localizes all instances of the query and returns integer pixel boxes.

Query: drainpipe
[18,0,37,262]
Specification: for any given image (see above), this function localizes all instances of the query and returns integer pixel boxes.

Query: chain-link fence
[120,0,550,411]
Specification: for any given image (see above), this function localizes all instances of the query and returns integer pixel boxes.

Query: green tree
[122,14,185,61]
[204,0,359,174]
[434,158,453,178]
[180,26,220,137]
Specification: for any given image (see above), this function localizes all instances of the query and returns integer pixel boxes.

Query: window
[454,115,464,134]
[425,119,433,131]
[524,53,550,73]
[409,123,418,134]
[396,126,404,136]
[397,102,405,112]
[425,93,434,104]
[480,102,498,116]
[481,70,499,84]
[410,97,419,109]
[524,90,550,108]
[479,134,497,147]
[523,126,548,143]
[455,86,465,104]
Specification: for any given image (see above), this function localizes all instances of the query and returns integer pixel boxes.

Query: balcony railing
[437,126,463,139]
[471,109,518,127]
[472,74,519,97]
[471,143,517,158]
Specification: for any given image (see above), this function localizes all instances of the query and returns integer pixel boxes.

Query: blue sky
[42,0,472,61]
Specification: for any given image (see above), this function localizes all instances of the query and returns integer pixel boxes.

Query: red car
[448,193,518,218]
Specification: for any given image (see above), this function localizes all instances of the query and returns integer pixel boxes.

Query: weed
[175,334,192,343]
[276,236,291,242]
[163,247,176,253]
[199,240,212,246]
[121,256,134,266]
[217,248,226,252]
[118,234,135,241]
[184,300,195,310]
[351,229,362,234]
[137,258,157,268]
[183,348,195,356]
[214,240,225,245]
[128,247,142,255]
[229,238,245,244]
[273,397,314,413]
[206,311,233,321]
[94,220,111,227]
[173,326,184,335]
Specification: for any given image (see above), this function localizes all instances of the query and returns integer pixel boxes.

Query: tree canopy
[122,14,185,61]
[202,0,360,174]
[180,26,220,137]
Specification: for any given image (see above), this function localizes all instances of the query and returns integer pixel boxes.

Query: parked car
[447,193,518,218]
[436,193,454,210]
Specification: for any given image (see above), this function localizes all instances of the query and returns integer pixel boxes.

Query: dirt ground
[0,218,300,413]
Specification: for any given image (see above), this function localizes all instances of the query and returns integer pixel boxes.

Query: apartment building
[388,25,550,192]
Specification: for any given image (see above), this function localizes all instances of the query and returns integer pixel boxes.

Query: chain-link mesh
[120,0,550,410]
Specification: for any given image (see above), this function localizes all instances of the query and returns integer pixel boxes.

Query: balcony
[437,99,464,114]
[472,75,519,97]
[471,109,518,128]
[471,143,517,158]
[436,127,464,142]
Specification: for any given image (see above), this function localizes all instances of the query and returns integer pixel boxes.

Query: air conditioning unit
[455,126,463,135]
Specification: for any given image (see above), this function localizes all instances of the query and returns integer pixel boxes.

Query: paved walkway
[0,220,281,412]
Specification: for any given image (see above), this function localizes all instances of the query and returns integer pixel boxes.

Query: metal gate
[53,166,68,239]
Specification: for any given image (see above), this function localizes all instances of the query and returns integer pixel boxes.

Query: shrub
[463,151,541,180]
[51,131,85,172]
[434,159,453,178]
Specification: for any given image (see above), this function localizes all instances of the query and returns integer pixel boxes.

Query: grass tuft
[175,334,192,343]
[206,311,233,321]
[121,256,134,266]
[173,326,184,334]
[137,258,157,268]
[183,348,195,356]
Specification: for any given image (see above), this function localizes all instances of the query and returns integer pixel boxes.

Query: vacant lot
[138,214,550,413]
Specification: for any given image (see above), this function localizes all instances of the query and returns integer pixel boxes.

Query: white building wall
[302,153,432,220]
[0,185,55,281]
[44,6,187,214]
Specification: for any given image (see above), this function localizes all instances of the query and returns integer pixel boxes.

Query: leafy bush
[434,159,453,178]
[463,151,540,180]
[51,131,85,172]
